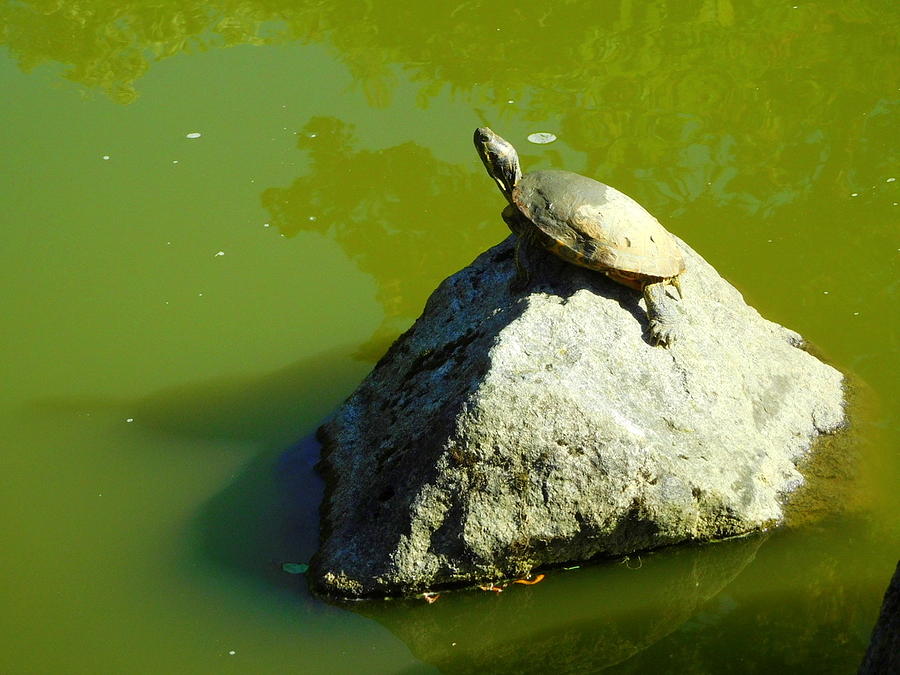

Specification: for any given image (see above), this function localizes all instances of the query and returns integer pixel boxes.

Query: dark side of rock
[312,236,845,598]
[859,561,900,674]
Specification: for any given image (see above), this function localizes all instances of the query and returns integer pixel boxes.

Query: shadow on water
[29,345,371,597]
[192,434,325,594]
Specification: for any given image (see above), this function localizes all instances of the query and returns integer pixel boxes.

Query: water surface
[1,1,897,672]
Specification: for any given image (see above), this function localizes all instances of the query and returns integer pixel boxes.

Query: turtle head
[474,127,521,202]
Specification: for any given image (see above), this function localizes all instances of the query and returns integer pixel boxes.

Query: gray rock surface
[313,235,845,598]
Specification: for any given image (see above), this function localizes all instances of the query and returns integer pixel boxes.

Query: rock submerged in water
[312,236,845,598]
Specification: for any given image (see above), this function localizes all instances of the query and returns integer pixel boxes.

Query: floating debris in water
[172,160,179,164]
[513,573,545,585]
[479,583,504,593]
[887,177,896,183]
[527,132,558,144]
[125,418,134,423]
[850,192,859,197]
[102,155,110,160]
[214,251,225,257]
[308,216,317,222]
[228,650,236,656]
[263,223,271,228]
[185,132,202,139]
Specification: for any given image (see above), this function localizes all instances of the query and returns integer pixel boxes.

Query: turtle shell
[512,169,684,279]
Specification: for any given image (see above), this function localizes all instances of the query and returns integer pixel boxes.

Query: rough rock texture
[859,561,900,674]
[313,235,845,598]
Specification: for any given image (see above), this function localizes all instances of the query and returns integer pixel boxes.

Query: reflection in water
[2,0,893,208]
[262,117,500,360]
[355,535,765,673]
[352,521,879,674]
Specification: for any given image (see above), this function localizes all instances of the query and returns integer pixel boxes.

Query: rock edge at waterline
[313,235,845,598]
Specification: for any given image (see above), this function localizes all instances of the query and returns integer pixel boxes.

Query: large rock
[313,235,845,598]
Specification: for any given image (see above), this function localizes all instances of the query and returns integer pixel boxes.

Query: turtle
[474,127,686,346]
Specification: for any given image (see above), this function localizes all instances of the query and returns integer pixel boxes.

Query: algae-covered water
[1,1,897,672]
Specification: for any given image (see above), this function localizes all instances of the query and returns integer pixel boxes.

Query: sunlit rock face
[312,235,845,598]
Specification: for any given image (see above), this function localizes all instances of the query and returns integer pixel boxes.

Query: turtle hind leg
[643,280,683,346]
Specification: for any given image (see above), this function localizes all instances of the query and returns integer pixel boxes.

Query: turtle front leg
[511,234,532,291]
[503,205,534,292]
[643,280,684,346]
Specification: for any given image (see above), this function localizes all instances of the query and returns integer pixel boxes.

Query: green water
[1,1,897,672]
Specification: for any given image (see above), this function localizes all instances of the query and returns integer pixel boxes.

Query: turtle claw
[648,319,678,347]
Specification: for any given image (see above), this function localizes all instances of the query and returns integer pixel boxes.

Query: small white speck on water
[98,493,102,497]
[172,160,179,164]
[250,178,255,183]
[507,99,515,104]
[263,223,270,228]
[850,192,859,197]
[166,241,172,245]
[853,312,860,316]
[451,642,457,646]
[308,216,317,221]
[308,133,317,138]
[228,650,236,656]
[186,132,202,139]
[198,292,204,297]
[767,239,773,243]
[214,251,225,257]
[164,301,169,305]
[126,418,134,423]
[102,155,110,160]
[887,177,896,183]
[823,291,829,295]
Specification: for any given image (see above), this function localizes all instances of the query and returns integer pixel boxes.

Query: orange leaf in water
[422,593,440,604]
[513,574,545,585]
[478,584,503,593]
